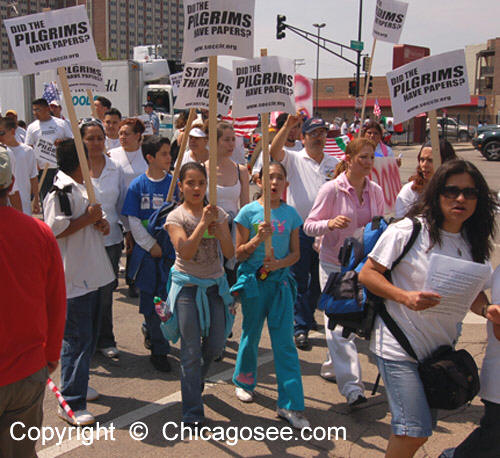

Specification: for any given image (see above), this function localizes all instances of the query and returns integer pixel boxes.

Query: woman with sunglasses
[359,159,497,458]
[395,140,457,219]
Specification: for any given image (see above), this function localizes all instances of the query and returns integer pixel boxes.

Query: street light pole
[313,23,325,116]
[356,0,363,100]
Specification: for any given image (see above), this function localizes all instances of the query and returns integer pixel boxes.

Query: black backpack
[318,216,421,339]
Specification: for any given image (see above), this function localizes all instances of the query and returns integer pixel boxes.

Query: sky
[219,0,500,79]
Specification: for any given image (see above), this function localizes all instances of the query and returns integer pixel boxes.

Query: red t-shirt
[0,207,66,387]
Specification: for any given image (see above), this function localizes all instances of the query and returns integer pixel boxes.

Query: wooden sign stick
[358,39,377,138]
[208,56,218,206]
[260,48,272,257]
[57,66,96,203]
[166,108,197,202]
[87,89,98,118]
[428,109,441,168]
[38,163,49,190]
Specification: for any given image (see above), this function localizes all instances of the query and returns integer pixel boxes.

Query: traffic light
[276,15,286,40]
[367,75,373,94]
[362,56,371,72]
[348,80,357,96]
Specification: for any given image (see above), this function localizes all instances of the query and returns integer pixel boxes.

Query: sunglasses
[440,186,479,200]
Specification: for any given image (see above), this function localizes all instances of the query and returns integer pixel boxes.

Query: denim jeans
[97,243,122,349]
[176,285,226,423]
[292,226,320,336]
[60,290,101,411]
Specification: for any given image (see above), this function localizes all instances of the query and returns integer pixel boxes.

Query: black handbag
[379,304,480,410]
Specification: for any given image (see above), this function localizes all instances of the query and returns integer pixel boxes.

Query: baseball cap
[0,149,13,190]
[189,127,207,138]
[143,101,154,108]
[5,109,17,117]
[302,117,327,134]
[49,100,61,107]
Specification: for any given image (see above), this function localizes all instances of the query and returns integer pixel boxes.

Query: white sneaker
[235,387,254,403]
[100,346,119,358]
[57,406,95,426]
[86,386,99,401]
[277,407,310,430]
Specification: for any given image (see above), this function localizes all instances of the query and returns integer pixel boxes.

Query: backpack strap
[378,217,422,361]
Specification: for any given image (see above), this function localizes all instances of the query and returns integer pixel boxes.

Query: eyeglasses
[440,186,479,200]
[0,131,5,136]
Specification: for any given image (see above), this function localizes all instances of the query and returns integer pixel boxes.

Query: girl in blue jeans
[232,162,309,430]
[165,162,235,426]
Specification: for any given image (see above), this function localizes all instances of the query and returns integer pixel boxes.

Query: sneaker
[320,366,337,383]
[347,392,367,407]
[100,346,119,359]
[150,354,171,372]
[127,285,139,298]
[294,332,309,350]
[277,408,310,430]
[141,324,152,350]
[86,387,99,401]
[235,387,254,403]
[58,407,95,426]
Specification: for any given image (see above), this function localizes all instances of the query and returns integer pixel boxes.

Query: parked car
[472,124,500,161]
[425,117,475,141]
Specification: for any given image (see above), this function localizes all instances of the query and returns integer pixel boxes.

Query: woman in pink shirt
[304,138,385,406]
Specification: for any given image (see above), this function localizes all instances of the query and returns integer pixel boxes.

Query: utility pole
[313,23,326,116]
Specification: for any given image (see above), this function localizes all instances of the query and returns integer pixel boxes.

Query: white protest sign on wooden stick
[358,0,408,138]
[4,6,98,203]
[167,108,197,202]
[386,49,470,167]
[232,52,296,256]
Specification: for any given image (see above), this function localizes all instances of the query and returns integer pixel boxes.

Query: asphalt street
[32,142,500,457]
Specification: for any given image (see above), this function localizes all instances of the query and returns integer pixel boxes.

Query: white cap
[189,127,207,138]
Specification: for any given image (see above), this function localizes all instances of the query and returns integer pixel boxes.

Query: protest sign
[170,71,183,98]
[232,56,295,117]
[294,74,313,118]
[372,0,409,44]
[182,0,255,62]
[63,61,104,92]
[137,114,154,136]
[386,49,470,124]
[175,62,233,116]
[4,5,97,75]
[369,156,402,213]
[35,137,57,167]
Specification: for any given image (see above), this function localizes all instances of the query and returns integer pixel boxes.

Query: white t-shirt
[481,267,500,403]
[90,156,124,246]
[25,117,73,169]
[252,140,303,176]
[369,217,490,362]
[105,137,121,152]
[7,144,37,215]
[43,171,115,299]
[394,181,421,219]
[280,147,339,221]
[15,126,26,143]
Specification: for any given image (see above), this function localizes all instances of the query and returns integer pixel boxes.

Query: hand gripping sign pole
[58,66,96,203]
[358,39,377,138]
[428,110,441,168]
[260,48,272,257]
[167,108,197,202]
[208,56,218,205]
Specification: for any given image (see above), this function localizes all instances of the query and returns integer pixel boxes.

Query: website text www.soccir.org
[130,421,347,446]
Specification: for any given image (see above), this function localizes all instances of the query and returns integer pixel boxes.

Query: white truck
[0,58,176,138]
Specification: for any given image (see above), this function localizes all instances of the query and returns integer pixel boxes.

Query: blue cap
[302,117,327,134]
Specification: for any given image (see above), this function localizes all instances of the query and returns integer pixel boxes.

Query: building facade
[0,0,184,70]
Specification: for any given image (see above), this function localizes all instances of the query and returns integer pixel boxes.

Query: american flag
[42,81,61,104]
[221,110,259,138]
[324,135,351,159]
[373,99,381,118]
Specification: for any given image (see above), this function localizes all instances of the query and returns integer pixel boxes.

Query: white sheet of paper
[422,253,490,320]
